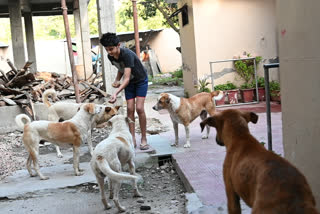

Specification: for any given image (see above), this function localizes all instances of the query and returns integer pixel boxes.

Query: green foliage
[214,82,237,91]
[198,78,211,93]
[240,82,253,89]
[152,76,182,86]
[253,76,265,88]
[234,54,262,84]
[171,68,183,78]
[116,0,178,32]
[269,81,280,91]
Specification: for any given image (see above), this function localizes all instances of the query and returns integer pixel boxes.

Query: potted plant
[240,82,255,103]
[234,52,262,103]
[269,80,281,102]
[214,82,239,105]
[224,82,239,104]
[197,77,211,93]
[252,77,266,101]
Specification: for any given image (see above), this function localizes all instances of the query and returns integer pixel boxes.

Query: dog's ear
[200,117,216,132]
[84,103,95,114]
[105,106,111,113]
[165,97,170,104]
[115,105,121,111]
[249,112,258,124]
[242,111,258,124]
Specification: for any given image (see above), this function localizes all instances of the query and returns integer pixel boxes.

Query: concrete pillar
[24,12,37,73]
[8,0,26,69]
[96,0,117,95]
[74,8,84,78]
[73,0,93,80]
[277,0,320,209]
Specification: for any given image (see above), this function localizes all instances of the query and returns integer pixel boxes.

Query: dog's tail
[42,89,57,107]
[15,114,31,130]
[96,155,138,181]
[211,90,224,101]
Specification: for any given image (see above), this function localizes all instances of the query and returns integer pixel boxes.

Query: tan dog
[152,91,223,148]
[42,89,119,158]
[200,109,319,214]
[91,114,142,212]
[15,103,118,180]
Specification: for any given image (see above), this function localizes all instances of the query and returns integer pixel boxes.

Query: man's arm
[109,67,131,103]
[112,71,124,87]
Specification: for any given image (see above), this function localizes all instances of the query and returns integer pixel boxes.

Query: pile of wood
[0,59,108,119]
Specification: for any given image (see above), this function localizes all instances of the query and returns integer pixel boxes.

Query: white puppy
[15,103,117,180]
[90,115,142,212]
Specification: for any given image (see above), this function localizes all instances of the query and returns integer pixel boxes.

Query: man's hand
[108,94,117,104]
[112,81,120,88]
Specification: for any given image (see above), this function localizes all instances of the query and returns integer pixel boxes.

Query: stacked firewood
[0,59,109,119]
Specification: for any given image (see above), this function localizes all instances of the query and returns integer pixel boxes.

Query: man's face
[105,44,120,57]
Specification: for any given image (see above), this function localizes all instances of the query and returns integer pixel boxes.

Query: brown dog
[152,91,223,148]
[200,109,318,214]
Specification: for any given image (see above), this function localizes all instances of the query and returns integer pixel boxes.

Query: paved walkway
[145,97,282,213]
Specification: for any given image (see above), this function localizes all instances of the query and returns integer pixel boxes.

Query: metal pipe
[132,0,140,56]
[209,57,256,64]
[61,0,80,103]
[263,63,279,151]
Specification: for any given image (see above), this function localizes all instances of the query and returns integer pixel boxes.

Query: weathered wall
[277,0,320,209]
[178,0,278,94]
[148,28,182,73]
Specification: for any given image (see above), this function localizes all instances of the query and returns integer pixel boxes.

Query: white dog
[42,89,119,158]
[90,115,142,212]
[15,103,117,180]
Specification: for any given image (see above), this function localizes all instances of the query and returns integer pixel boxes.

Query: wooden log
[6,59,18,74]
[7,73,35,88]
[0,69,9,82]
[81,81,108,97]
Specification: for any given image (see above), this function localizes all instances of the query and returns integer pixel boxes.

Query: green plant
[240,82,253,89]
[171,68,183,78]
[234,53,262,84]
[269,81,280,91]
[252,77,265,88]
[198,78,211,93]
[214,81,237,91]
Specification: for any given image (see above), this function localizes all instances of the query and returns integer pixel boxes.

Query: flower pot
[240,88,254,103]
[226,89,239,104]
[271,90,281,103]
[215,91,226,106]
[254,88,265,101]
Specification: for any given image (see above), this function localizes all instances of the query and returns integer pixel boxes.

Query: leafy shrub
[198,78,211,93]
[269,81,280,91]
[234,53,262,84]
[214,82,237,91]
[171,68,183,78]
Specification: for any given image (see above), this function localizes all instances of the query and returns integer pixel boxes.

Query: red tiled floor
[157,102,283,206]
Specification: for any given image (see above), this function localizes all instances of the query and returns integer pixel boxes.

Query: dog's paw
[78,168,84,172]
[40,176,49,180]
[201,135,209,139]
[102,199,111,210]
[117,206,126,213]
[57,153,63,158]
[133,189,143,197]
[171,142,178,147]
[184,143,191,148]
[75,171,84,176]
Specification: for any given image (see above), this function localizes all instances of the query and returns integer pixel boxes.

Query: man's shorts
[125,77,148,100]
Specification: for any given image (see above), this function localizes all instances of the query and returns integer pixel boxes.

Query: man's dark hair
[100,33,120,47]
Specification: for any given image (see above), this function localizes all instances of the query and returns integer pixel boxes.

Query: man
[100,32,149,150]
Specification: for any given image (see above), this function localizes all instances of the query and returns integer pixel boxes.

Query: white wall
[148,28,182,73]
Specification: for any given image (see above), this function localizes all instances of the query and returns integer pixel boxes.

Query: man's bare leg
[127,98,136,148]
[136,96,147,147]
